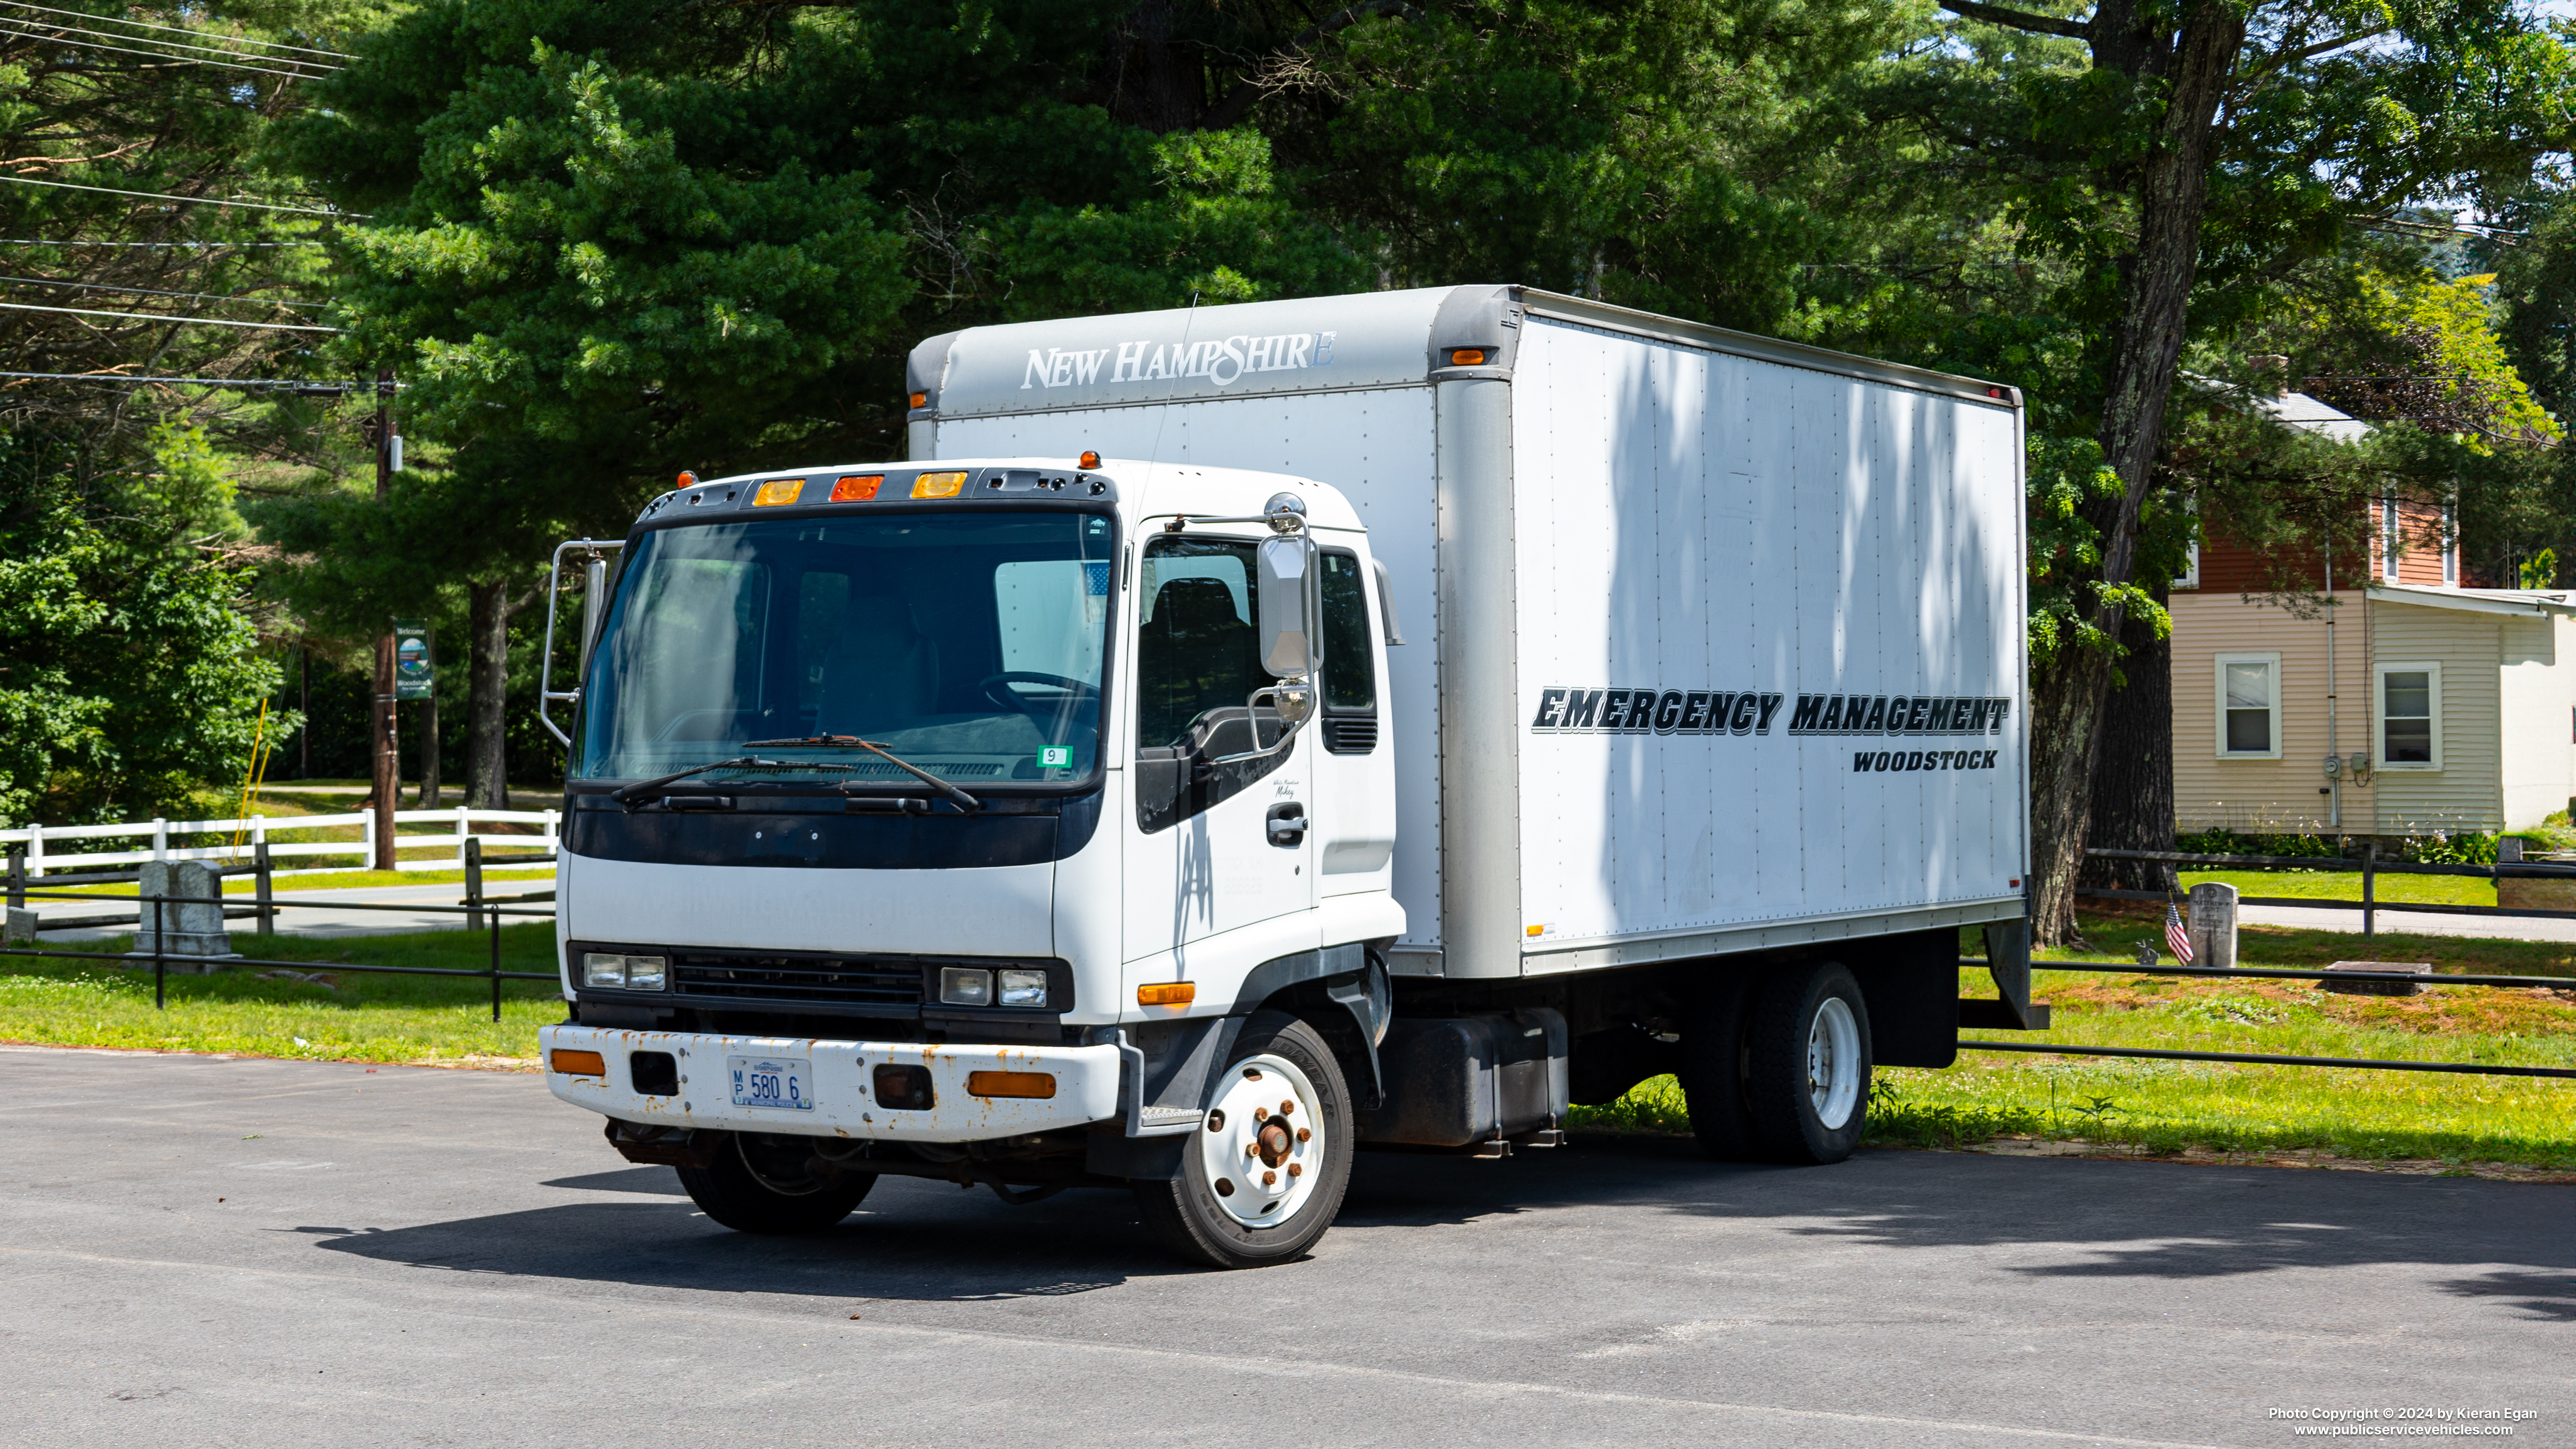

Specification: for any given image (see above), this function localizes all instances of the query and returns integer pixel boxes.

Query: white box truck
[535,285,2043,1268]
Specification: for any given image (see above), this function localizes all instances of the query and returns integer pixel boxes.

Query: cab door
[1123,535,1317,972]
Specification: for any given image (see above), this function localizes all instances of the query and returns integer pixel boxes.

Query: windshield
[573,510,1116,787]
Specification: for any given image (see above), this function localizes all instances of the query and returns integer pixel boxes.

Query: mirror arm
[1205,680,1314,766]
[537,538,625,748]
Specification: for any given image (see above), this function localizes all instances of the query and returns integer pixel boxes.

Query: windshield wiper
[743,735,983,812]
[608,755,780,808]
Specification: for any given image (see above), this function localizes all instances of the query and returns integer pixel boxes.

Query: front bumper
[538,1024,1122,1143]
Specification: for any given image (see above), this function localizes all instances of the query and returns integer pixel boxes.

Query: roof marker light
[909,391,929,409]
[676,470,697,487]
[830,474,883,502]
[752,478,805,507]
[911,471,967,499]
[1451,348,1487,366]
[1079,451,1100,469]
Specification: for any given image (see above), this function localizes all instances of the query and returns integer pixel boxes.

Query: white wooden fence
[0,805,559,877]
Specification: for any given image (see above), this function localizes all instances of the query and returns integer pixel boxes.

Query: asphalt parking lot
[3,1045,2568,1448]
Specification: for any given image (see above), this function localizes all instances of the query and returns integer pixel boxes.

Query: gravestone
[2186,881,2238,972]
[132,860,238,969]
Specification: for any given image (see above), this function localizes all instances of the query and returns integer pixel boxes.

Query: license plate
[727,1056,813,1111]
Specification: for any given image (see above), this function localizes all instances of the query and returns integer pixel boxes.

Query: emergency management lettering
[1020,331,1336,391]
[1527,687,2011,740]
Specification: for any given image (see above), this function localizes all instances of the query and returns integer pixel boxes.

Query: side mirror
[1256,533,1322,682]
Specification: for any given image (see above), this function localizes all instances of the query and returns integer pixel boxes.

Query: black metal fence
[1954,846,2576,1080]
[0,840,557,1021]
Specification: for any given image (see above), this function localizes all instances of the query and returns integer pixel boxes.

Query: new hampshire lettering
[1019,331,1336,391]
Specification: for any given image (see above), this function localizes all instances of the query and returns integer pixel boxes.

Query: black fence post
[2361,842,2376,939]
[254,839,274,935]
[464,836,484,933]
[151,890,166,1010]
[6,847,21,912]
[489,906,503,1023]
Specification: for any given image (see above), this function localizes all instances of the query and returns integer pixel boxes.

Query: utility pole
[371,367,398,872]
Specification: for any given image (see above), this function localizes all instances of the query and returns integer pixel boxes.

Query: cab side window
[1133,537,1291,830]
[1319,550,1378,753]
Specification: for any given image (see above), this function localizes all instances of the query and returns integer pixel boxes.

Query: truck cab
[537,455,1401,1267]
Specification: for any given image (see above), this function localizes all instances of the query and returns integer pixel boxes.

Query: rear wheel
[1678,975,1760,1162]
[1744,962,1872,1164]
[1132,1013,1353,1269]
[678,1132,875,1234]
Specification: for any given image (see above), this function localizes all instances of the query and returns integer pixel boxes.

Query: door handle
[1265,803,1308,848]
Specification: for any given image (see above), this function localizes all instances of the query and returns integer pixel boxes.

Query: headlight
[582,953,666,991]
[939,966,992,1006]
[997,968,1049,1007]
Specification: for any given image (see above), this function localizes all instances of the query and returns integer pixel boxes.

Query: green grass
[0,926,561,1065]
[1568,913,2576,1169]
[2176,868,2494,907]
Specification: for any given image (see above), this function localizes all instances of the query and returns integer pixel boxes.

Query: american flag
[2165,897,2195,963]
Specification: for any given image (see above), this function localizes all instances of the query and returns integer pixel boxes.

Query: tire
[1744,962,1873,1165]
[678,1131,875,1234]
[1132,1012,1354,1269]
[1677,974,1760,1162]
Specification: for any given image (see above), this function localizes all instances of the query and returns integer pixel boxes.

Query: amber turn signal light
[966,1070,1057,1100]
[1079,451,1101,469]
[830,474,883,502]
[1136,982,1196,1007]
[1450,348,1487,366]
[550,1049,606,1077]
[909,391,929,409]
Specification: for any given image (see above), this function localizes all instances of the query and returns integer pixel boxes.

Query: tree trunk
[417,648,441,808]
[2081,592,2177,896]
[466,581,510,810]
[2027,0,2245,942]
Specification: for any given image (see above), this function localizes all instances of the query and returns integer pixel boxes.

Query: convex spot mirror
[1256,533,1322,689]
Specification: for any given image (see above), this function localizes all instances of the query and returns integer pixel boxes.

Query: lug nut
[1278,1100,1295,1116]
[1246,1143,1259,1158]
[1253,1107,1268,1121]
[1288,1163,1302,1178]
[1296,1127,1311,1143]
[1262,1171,1276,1187]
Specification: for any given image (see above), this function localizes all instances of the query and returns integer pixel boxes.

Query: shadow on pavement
[297,1135,2573,1303]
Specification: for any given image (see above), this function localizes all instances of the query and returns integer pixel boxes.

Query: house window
[2377,662,2441,769]
[2214,653,2281,759]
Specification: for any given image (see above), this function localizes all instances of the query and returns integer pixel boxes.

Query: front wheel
[1743,962,1873,1165]
[678,1132,875,1234]
[1132,1013,1354,1269]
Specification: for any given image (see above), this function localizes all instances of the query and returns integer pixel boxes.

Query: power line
[0,368,369,390]
[2,273,328,309]
[0,1,347,59]
[0,298,338,331]
[0,237,324,247]
[0,174,361,218]
[0,13,337,71]
[0,22,338,80]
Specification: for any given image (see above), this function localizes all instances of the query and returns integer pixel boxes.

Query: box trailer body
[535,285,2033,1268]
[912,285,2032,978]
